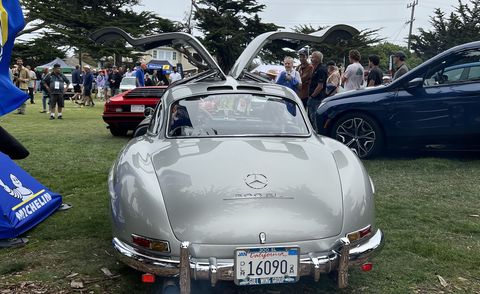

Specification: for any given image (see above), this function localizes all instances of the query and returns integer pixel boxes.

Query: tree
[12,37,66,68]
[366,42,423,72]
[18,0,180,65]
[193,0,278,72]
[411,0,480,60]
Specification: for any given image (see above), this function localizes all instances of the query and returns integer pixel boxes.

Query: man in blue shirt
[276,56,301,91]
[80,65,94,106]
[71,65,83,102]
[135,63,146,87]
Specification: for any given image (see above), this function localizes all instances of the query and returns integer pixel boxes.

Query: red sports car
[103,86,167,136]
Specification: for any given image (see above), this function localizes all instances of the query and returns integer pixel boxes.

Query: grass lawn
[0,96,479,293]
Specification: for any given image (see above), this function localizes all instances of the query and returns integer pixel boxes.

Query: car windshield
[167,94,308,137]
[121,77,136,86]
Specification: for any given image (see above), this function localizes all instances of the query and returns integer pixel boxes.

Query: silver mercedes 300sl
[93,26,384,293]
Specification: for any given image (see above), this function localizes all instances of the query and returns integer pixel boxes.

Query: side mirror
[144,107,154,117]
[407,77,423,89]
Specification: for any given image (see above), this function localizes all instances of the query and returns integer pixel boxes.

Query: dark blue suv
[315,41,480,158]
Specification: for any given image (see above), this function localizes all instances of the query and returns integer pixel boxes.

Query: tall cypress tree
[411,0,480,60]
[193,0,278,72]
[19,0,180,65]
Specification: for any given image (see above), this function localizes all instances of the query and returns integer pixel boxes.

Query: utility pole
[406,0,418,51]
[187,0,195,34]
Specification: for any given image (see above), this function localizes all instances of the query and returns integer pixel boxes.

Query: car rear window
[124,88,166,98]
[167,94,309,137]
[121,77,136,86]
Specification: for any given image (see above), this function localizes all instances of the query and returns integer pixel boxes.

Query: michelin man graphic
[0,174,33,201]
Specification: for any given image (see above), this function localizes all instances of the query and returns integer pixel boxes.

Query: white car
[92,26,383,293]
[63,74,74,98]
[119,76,136,92]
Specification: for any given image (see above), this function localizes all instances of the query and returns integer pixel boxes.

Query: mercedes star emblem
[244,174,268,189]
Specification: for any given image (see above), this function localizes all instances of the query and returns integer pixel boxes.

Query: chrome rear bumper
[113,229,384,293]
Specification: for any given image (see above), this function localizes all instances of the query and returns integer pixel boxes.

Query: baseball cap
[298,50,308,57]
[53,63,61,68]
[83,65,91,69]
[394,51,406,60]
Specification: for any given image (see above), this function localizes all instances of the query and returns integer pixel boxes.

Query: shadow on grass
[377,147,480,161]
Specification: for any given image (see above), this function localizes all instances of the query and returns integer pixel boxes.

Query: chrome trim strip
[112,229,384,287]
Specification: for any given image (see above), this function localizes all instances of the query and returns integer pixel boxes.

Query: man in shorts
[71,65,83,102]
[43,63,70,120]
[82,65,94,106]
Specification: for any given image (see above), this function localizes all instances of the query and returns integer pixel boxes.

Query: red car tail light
[131,234,170,252]
[346,225,372,242]
[141,273,156,283]
[105,105,123,112]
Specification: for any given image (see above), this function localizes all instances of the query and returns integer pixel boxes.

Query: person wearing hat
[296,50,313,108]
[392,51,409,81]
[82,65,94,106]
[43,63,70,119]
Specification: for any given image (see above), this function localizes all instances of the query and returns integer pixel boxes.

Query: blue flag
[0,152,62,239]
[0,0,28,116]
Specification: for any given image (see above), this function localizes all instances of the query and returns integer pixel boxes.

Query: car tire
[109,127,128,136]
[331,112,384,159]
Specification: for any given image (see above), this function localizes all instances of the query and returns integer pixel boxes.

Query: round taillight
[361,263,373,272]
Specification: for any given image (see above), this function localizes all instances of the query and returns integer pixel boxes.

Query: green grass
[0,96,479,293]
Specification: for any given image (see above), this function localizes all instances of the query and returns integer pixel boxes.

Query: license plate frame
[234,246,300,286]
[131,105,145,113]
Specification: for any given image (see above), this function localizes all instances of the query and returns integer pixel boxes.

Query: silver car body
[94,25,384,292]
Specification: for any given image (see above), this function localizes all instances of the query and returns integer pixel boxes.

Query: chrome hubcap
[335,118,376,158]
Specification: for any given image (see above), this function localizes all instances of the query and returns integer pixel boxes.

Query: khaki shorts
[50,93,64,108]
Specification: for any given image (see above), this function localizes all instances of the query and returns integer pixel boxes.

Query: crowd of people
[274,49,409,122]
[9,60,184,119]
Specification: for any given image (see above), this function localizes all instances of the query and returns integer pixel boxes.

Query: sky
[134,0,458,46]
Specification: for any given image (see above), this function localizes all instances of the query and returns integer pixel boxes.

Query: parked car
[92,26,383,292]
[119,76,136,92]
[315,41,480,158]
[102,86,167,136]
[63,74,74,98]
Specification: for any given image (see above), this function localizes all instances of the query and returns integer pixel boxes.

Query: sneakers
[50,116,55,120]
[57,115,63,119]
[40,110,47,113]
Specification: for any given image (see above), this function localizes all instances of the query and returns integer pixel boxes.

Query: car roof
[162,76,300,106]
[390,40,480,85]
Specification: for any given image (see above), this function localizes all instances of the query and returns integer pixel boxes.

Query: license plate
[131,105,145,112]
[234,246,299,286]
